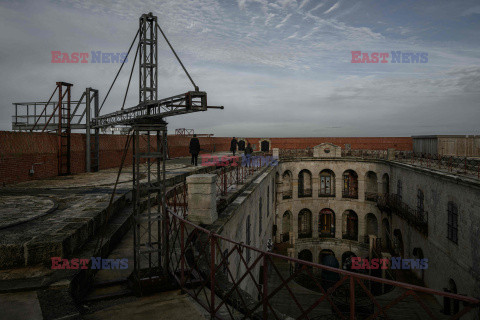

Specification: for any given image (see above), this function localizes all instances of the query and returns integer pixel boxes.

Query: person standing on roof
[189,134,200,166]
[230,137,238,156]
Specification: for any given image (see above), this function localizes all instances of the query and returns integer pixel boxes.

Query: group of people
[189,136,252,166]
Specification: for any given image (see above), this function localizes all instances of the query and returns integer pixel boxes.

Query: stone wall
[274,157,480,307]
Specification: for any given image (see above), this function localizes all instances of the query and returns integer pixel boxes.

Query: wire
[156,23,198,91]
[99,29,140,113]
[121,42,140,110]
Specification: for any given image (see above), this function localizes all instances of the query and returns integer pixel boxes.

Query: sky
[0,0,479,137]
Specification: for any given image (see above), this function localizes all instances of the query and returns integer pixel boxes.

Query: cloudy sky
[1,0,479,137]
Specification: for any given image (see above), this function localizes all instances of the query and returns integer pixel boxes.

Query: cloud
[324,1,340,14]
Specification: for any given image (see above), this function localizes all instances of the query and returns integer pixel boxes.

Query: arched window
[319,208,335,238]
[259,198,262,236]
[246,215,251,261]
[342,210,358,241]
[342,170,358,199]
[382,173,390,194]
[397,180,402,200]
[319,169,335,197]
[447,202,458,244]
[282,170,293,199]
[365,213,378,242]
[417,189,424,218]
[298,209,312,239]
[298,169,312,198]
[282,211,291,242]
[267,186,270,217]
[365,171,378,201]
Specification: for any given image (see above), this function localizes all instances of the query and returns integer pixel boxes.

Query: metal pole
[86,88,91,172]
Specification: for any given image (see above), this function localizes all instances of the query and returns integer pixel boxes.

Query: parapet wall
[0,130,412,185]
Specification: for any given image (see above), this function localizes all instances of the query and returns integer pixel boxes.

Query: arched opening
[298,249,313,262]
[319,249,336,265]
[365,171,378,201]
[341,251,357,270]
[238,139,246,151]
[342,210,358,241]
[282,170,293,199]
[319,169,335,197]
[447,201,458,244]
[342,170,358,199]
[298,169,312,198]
[397,180,402,200]
[261,140,270,152]
[412,247,425,281]
[382,173,390,194]
[417,189,424,218]
[365,213,378,243]
[319,208,335,238]
[382,218,391,251]
[393,229,404,257]
[282,211,291,242]
[443,279,460,315]
[319,249,339,289]
[298,209,312,239]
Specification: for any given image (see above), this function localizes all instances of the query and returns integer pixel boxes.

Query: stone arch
[413,247,425,281]
[342,169,358,199]
[282,170,293,199]
[282,211,291,242]
[365,171,378,201]
[365,213,378,238]
[393,229,404,257]
[444,279,460,315]
[298,169,312,198]
[342,210,358,241]
[319,169,335,197]
[319,208,335,238]
[319,249,335,265]
[259,138,271,152]
[382,218,391,250]
[298,209,312,239]
[382,173,390,194]
[298,249,313,262]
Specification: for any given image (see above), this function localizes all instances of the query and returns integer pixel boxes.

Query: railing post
[181,220,185,286]
[350,276,355,320]
[210,234,216,318]
[263,254,268,319]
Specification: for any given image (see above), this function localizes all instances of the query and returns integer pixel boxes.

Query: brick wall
[0,131,412,185]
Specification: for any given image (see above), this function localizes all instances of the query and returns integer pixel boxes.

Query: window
[319,209,335,237]
[320,170,335,196]
[259,198,262,236]
[246,215,251,261]
[298,169,312,197]
[342,170,358,199]
[267,187,270,217]
[397,180,402,200]
[447,202,458,244]
[417,189,424,217]
[298,209,312,238]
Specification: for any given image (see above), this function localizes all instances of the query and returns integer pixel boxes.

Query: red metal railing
[165,209,480,319]
[214,154,272,197]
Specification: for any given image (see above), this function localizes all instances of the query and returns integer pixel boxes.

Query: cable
[99,29,140,113]
[156,23,198,91]
[122,42,140,110]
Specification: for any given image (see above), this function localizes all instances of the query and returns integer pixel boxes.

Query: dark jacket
[245,145,253,155]
[189,137,200,154]
[230,138,237,151]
